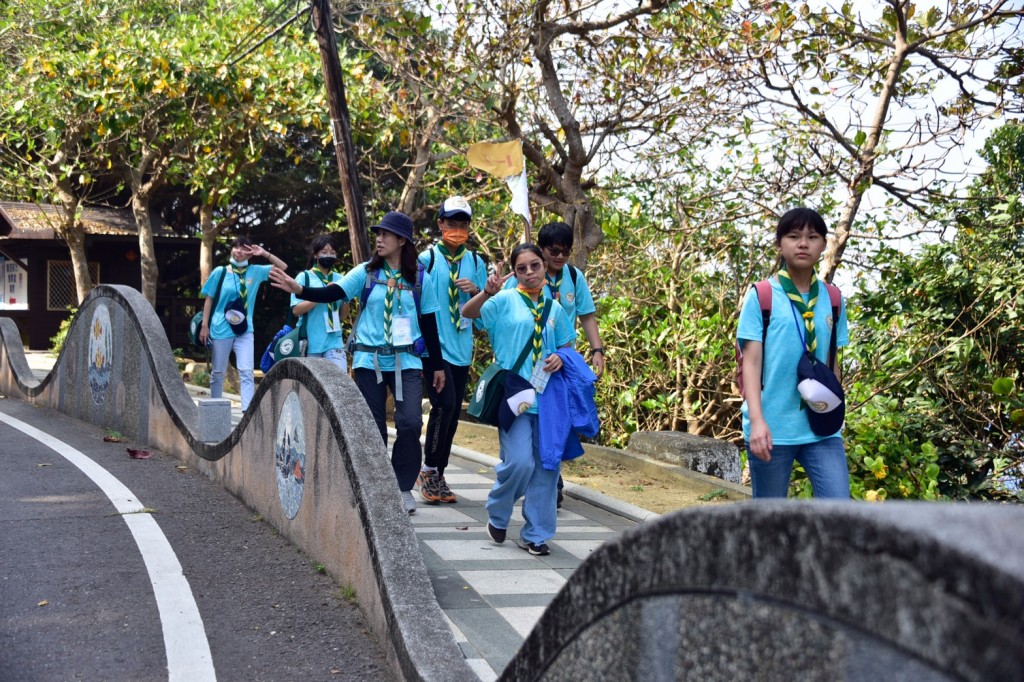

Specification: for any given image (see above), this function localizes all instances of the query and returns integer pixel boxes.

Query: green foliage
[48,308,77,357]
[698,489,728,501]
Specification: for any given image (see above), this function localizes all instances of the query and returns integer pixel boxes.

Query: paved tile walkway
[408,452,639,679]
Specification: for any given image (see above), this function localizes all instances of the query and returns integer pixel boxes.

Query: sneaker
[417,469,441,504]
[519,540,550,556]
[486,523,506,544]
[438,476,457,504]
[402,490,417,515]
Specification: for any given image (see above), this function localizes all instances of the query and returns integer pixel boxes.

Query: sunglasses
[514,262,545,275]
[545,246,572,258]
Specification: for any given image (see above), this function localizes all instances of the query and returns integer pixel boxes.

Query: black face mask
[317,256,337,270]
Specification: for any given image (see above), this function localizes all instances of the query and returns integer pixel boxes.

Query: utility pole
[311,0,369,264]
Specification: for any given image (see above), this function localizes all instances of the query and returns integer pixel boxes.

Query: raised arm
[462,263,511,319]
[270,267,346,303]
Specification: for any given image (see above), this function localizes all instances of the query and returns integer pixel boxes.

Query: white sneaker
[402,490,417,515]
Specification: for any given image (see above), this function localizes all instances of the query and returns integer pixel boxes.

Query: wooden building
[0,201,201,350]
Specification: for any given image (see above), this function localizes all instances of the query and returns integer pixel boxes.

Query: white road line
[0,410,216,681]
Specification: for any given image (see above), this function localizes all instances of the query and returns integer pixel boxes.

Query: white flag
[505,166,531,226]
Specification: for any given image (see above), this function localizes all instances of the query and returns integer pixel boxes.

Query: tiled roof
[0,201,180,239]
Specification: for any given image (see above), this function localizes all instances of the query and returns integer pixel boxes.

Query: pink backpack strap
[753,279,773,319]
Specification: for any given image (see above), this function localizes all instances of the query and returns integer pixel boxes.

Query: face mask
[317,256,337,270]
[230,258,249,268]
[442,228,468,249]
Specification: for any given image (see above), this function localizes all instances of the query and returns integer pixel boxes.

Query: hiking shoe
[438,476,457,504]
[402,490,417,515]
[486,523,506,544]
[519,540,550,556]
[417,469,441,504]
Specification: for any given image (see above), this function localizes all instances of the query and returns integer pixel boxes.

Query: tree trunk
[131,193,159,305]
[820,18,908,281]
[398,106,440,216]
[47,145,93,304]
[51,186,93,304]
[121,148,168,306]
[199,203,219,285]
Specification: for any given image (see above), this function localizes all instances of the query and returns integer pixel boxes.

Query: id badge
[325,308,341,332]
[392,315,414,346]
[530,361,551,394]
[458,303,471,331]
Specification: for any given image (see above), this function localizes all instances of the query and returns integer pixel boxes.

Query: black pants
[423,361,471,475]
[353,368,423,492]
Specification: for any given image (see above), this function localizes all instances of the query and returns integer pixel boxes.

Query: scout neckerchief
[777,265,820,352]
[381,263,402,346]
[546,268,563,301]
[516,285,545,362]
[437,243,467,327]
[231,264,248,308]
[312,268,340,332]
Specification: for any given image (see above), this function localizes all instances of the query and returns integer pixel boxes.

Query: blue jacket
[537,348,600,471]
[259,325,295,373]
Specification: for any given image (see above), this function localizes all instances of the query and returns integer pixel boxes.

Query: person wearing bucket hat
[415,196,489,505]
[269,211,445,515]
[736,207,850,499]
[200,236,288,411]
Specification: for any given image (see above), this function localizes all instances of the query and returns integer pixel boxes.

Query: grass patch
[337,583,358,603]
[698,488,729,502]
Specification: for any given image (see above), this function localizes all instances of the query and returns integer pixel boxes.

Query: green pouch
[274,323,308,360]
[468,363,508,427]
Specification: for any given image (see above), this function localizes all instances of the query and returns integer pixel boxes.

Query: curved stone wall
[500,501,1024,681]
[0,285,475,682]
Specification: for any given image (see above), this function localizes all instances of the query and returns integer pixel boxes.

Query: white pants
[210,332,255,410]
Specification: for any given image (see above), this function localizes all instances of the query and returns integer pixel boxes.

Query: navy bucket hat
[372,211,414,241]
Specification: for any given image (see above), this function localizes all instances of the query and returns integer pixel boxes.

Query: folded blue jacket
[537,348,600,471]
[259,325,295,373]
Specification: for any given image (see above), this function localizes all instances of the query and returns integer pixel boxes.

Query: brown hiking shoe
[438,475,457,504]
[418,469,441,504]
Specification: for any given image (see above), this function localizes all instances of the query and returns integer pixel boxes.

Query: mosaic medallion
[275,391,306,519]
[88,304,112,405]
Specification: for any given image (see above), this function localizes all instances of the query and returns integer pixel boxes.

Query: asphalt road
[0,397,393,682]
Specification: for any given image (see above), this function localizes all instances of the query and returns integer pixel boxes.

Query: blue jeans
[486,413,559,545]
[353,368,423,492]
[747,437,850,499]
[210,332,254,410]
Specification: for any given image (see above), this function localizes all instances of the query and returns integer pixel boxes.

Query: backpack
[188,267,226,349]
[736,278,841,399]
[347,263,425,354]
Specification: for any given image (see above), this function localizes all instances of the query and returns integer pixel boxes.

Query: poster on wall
[0,259,28,310]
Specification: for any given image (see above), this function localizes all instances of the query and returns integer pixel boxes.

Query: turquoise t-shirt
[339,263,440,372]
[290,269,345,355]
[479,290,576,414]
[418,245,488,367]
[737,277,849,445]
[505,265,596,327]
[200,264,271,340]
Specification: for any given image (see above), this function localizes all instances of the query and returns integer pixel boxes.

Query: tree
[348,1,739,263]
[0,0,113,303]
[724,0,1024,280]
[837,122,1024,500]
